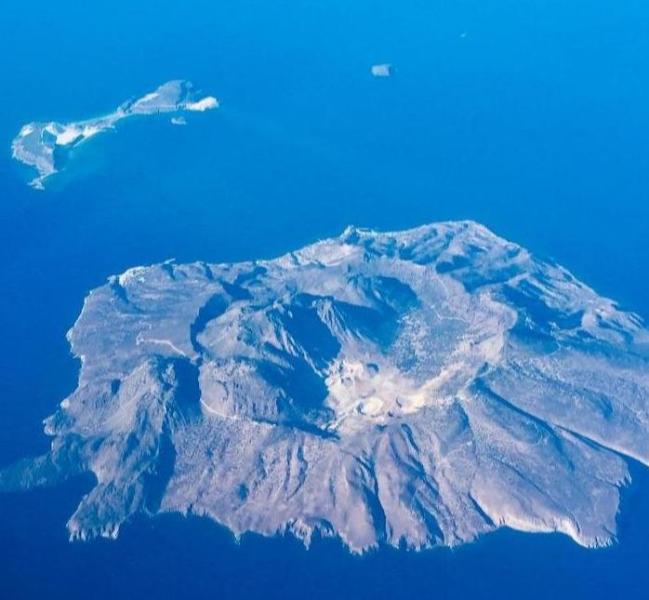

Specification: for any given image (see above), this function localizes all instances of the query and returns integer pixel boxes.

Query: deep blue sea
[1,1,649,598]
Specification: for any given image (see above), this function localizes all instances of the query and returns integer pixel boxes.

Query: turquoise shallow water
[1,0,649,597]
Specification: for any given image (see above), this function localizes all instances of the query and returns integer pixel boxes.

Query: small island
[11,80,218,189]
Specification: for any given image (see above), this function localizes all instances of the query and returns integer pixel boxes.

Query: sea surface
[1,0,649,597]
